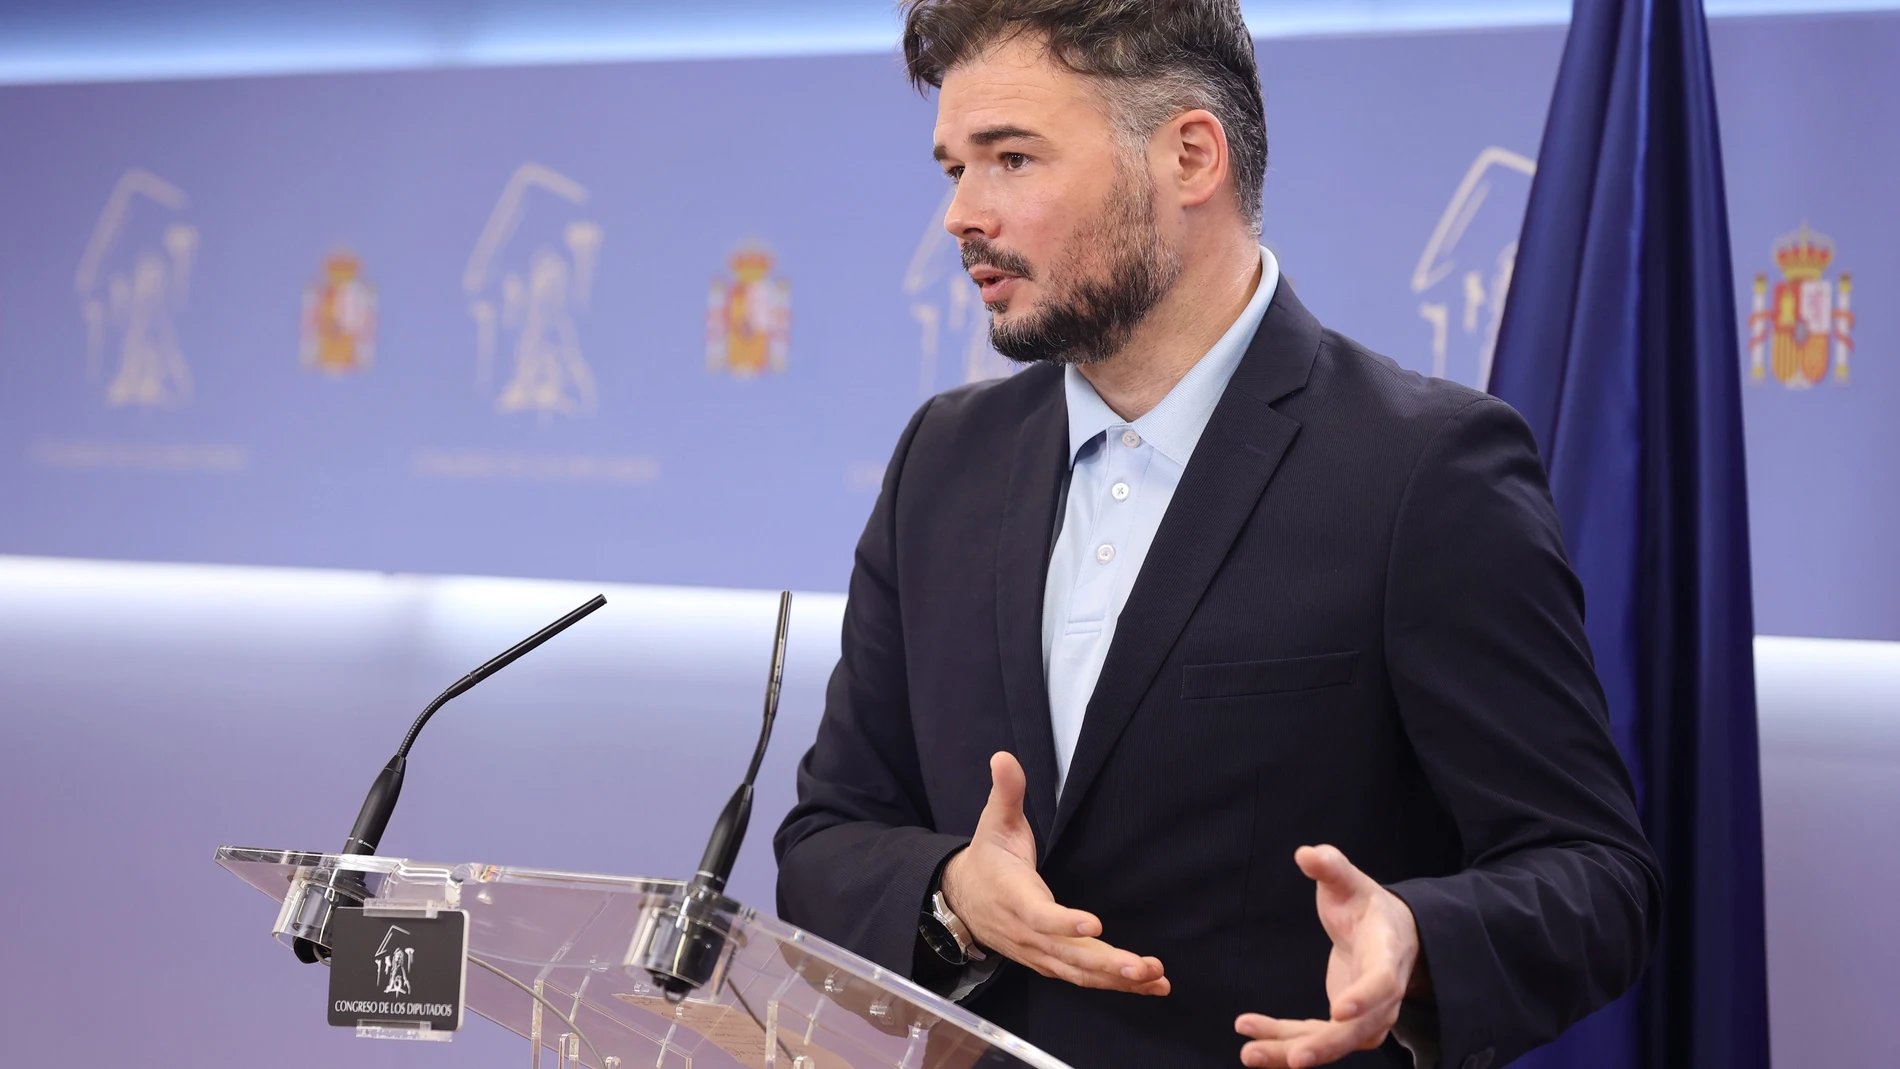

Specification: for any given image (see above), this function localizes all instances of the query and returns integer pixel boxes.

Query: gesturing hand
[941,752,1170,996]
[1236,845,1424,1068]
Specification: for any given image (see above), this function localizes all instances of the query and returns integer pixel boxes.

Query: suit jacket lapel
[995,372,1068,848]
[1047,283,1326,850]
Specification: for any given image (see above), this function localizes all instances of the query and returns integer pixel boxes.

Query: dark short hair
[901,0,1267,233]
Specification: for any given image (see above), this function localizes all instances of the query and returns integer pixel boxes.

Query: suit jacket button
[1461,1048,1495,1069]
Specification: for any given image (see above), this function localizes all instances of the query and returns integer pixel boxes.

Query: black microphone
[636,590,792,1000]
[291,592,607,963]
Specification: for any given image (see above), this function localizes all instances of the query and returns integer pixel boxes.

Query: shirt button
[1111,481,1130,501]
[1120,430,1141,448]
[1096,543,1116,563]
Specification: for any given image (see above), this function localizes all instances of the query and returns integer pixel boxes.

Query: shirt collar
[1063,244,1281,466]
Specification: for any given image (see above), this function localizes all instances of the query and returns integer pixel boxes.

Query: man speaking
[775,2,1660,1066]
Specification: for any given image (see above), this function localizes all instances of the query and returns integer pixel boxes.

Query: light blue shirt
[1042,246,1281,796]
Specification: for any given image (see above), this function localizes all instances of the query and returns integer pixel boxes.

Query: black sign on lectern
[326,907,468,1033]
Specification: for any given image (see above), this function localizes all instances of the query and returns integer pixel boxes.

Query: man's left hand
[1235,845,1425,1068]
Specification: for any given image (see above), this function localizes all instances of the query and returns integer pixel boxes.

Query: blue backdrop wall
[1,10,1893,639]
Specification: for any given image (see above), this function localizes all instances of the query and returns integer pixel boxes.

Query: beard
[963,164,1182,367]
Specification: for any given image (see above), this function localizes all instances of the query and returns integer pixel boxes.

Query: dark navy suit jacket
[774,283,1660,1069]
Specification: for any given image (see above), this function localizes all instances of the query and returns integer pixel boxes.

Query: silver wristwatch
[920,889,987,965]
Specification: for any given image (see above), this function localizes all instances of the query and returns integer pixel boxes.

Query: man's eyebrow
[933,125,1050,161]
[970,125,1046,146]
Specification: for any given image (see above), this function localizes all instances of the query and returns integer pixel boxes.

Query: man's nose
[942,179,996,241]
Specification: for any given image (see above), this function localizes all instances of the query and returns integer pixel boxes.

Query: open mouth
[968,267,1023,302]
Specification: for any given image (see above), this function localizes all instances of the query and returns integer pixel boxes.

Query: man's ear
[1160,108,1231,211]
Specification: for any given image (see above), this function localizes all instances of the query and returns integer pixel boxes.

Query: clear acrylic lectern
[217,846,1071,1069]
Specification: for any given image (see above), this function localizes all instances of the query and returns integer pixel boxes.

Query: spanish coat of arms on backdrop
[1747,222,1854,389]
[706,244,790,378]
[301,249,377,374]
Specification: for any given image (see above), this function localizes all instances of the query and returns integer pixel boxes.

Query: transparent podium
[217,846,1071,1069]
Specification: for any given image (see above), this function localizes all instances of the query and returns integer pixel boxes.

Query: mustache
[960,238,1035,281]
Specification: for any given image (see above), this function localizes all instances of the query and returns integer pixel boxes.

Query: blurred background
[0,1,1893,1067]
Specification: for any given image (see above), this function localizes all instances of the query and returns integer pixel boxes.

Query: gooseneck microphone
[690,589,792,895]
[636,591,792,1000]
[339,593,609,858]
[291,593,607,963]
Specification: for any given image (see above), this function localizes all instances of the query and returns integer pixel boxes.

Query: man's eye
[945,166,964,183]
[1002,153,1028,170]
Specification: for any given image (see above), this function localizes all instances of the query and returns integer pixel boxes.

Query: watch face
[919,915,968,965]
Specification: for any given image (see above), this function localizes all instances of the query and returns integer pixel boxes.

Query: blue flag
[1487,2,1769,1069]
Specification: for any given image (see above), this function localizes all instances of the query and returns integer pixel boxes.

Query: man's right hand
[940,751,1170,996]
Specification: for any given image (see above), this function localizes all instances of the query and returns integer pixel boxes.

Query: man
[774,2,1661,1067]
